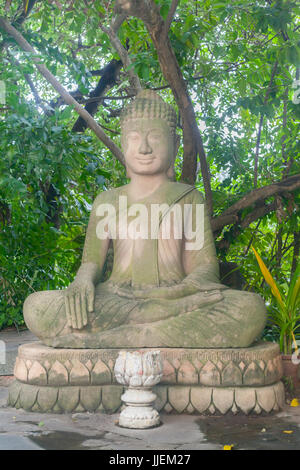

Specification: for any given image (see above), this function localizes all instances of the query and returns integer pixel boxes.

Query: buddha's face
[121,118,175,177]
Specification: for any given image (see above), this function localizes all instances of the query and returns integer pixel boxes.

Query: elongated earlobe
[167,165,175,181]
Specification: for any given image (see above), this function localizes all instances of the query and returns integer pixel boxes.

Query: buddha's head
[120,90,179,179]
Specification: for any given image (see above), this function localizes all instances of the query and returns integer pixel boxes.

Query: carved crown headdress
[120,89,177,133]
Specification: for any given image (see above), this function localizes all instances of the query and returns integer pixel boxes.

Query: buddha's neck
[128,174,169,200]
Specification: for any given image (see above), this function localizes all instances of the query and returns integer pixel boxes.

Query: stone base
[8,341,285,415]
[8,380,285,415]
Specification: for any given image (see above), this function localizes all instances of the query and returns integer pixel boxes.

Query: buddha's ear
[167,153,176,181]
[167,165,175,181]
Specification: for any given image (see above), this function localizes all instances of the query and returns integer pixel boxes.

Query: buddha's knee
[221,289,266,346]
[23,290,66,338]
[238,291,267,342]
[244,291,266,322]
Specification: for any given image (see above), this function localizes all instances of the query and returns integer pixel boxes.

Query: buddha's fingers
[87,285,95,313]
[69,295,77,329]
[65,296,73,328]
[75,293,83,329]
[81,292,88,326]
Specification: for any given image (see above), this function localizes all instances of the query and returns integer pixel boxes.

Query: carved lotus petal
[154,386,167,411]
[144,351,163,377]
[14,357,28,383]
[48,360,68,386]
[91,359,111,385]
[69,360,90,385]
[8,381,21,407]
[124,372,130,384]
[243,361,264,386]
[143,375,156,387]
[28,360,47,385]
[235,388,256,414]
[80,386,102,412]
[20,385,37,410]
[256,386,275,413]
[142,353,155,378]
[168,386,190,413]
[265,359,279,384]
[190,387,212,413]
[199,360,220,386]
[114,373,127,385]
[38,387,58,412]
[162,360,176,383]
[114,351,127,377]
[58,387,79,412]
[177,360,198,384]
[114,351,162,387]
[125,352,143,378]
[213,388,234,414]
[221,362,242,386]
[129,374,143,387]
[102,385,123,413]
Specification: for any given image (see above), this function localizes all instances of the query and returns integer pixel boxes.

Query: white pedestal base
[118,388,160,429]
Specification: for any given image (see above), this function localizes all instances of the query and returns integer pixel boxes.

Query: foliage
[252,246,300,354]
[0,0,299,331]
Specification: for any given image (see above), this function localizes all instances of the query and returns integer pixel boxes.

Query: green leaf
[160,3,170,20]
[286,46,300,66]
[140,63,150,81]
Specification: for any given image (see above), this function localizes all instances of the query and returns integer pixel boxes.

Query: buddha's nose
[138,136,152,154]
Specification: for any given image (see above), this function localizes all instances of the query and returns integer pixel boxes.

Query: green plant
[252,246,300,354]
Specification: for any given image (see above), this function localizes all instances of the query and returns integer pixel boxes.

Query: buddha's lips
[136,157,155,164]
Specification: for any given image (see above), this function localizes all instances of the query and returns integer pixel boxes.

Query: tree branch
[0,0,39,53]
[12,0,39,27]
[100,24,142,94]
[111,13,128,34]
[215,202,276,251]
[211,173,300,232]
[72,58,123,132]
[164,0,179,35]
[0,16,124,164]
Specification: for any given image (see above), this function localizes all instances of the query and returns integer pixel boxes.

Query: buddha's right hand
[64,280,95,329]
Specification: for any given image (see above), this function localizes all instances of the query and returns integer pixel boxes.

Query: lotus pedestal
[8,341,285,415]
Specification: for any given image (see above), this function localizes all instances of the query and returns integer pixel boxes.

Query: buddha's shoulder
[167,182,204,201]
[92,186,125,204]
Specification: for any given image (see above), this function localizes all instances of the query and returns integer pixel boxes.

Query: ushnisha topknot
[120,89,177,134]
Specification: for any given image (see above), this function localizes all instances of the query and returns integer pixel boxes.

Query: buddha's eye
[128,131,140,141]
[148,131,163,141]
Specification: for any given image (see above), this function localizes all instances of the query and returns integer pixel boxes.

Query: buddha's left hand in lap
[116,283,201,300]
[116,280,225,300]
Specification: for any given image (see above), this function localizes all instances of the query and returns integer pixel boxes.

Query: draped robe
[24,182,266,348]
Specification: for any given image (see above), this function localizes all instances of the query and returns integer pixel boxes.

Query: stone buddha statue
[24,90,266,349]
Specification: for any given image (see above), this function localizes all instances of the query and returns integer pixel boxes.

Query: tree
[0,0,299,331]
